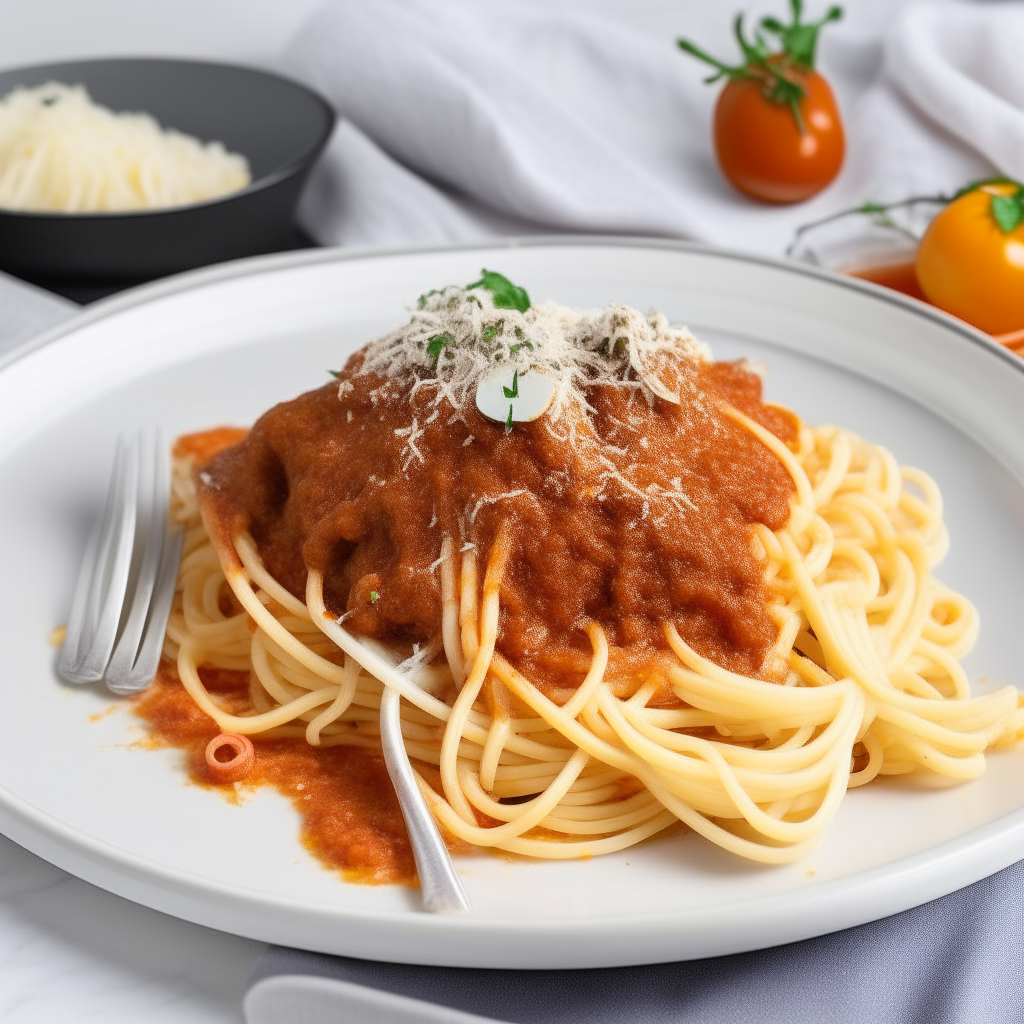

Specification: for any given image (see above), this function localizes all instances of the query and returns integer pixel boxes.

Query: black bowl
[0,58,335,285]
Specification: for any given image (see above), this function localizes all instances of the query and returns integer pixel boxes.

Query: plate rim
[5,234,1021,378]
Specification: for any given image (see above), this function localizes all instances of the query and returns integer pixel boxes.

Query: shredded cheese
[351,282,716,516]
[356,283,710,425]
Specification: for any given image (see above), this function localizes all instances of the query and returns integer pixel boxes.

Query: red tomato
[714,69,845,204]
[678,3,845,204]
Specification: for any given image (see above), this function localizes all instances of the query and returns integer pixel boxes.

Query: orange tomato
[714,68,844,204]
[916,184,1024,336]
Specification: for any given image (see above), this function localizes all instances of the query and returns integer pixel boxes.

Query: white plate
[0,240,1022,970]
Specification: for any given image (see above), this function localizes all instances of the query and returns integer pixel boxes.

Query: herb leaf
[426,332,454,359]
[482,319,504,342]
[369,590,380,604]
[467,269,531,312]
[328,369,341,379]
[991,191,1024,234]
[505,404,514,429]
[509,339,534,355]
[417,288,441,309]
[503,370,520,399]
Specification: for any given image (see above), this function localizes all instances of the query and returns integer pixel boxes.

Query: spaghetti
[157,278,1024,869]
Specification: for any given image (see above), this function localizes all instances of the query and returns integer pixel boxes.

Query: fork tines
[58,433,184,694]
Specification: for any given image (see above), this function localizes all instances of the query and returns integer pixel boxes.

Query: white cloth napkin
[281,0,1024,257]
[851,0,1024,204]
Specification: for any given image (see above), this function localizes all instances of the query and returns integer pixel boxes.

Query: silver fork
[344,634,471,914]
[380,684,471,914]
[59,434,184,695]
[60,437,468,913]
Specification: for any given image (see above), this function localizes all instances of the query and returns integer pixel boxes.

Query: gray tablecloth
[245,858,1024,1024]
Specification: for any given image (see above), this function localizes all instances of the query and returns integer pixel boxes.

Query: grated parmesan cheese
[345,279,725,521]
[0,82,251,213]
[356,282,710,427]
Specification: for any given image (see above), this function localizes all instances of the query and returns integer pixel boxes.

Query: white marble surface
[0,272,265,1022]
[0,833,263,1023]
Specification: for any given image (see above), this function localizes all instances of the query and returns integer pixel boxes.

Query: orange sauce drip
[149,427,445,884]
[133,663,422,885]
[173,427,249,464]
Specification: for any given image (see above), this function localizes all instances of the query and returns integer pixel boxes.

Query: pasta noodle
[161,405,1024,866]
[0,82,250,213]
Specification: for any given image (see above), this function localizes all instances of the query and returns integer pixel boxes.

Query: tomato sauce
[141,351,800,883]
[200,357,797,686]
[173,427,249,464]
[133,663,424,884]
[849,261,928,302]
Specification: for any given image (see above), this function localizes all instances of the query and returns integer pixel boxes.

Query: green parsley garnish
[482,319,504,342]
[467,269,531,312]
[505,404,514,429]
[328,369,341,379]
[369,590,380,604]
[503,369,520,399]
[426,332,454,359]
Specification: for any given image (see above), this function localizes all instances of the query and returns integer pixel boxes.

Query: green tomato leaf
[467,269,531,312]
[991,192,1024,234]
[759,1,842,69]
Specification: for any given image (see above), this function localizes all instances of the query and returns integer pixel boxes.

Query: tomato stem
[952,177,1024,233]
[677,1,842,135]
[785,194,951,257]
[761,0,842,70]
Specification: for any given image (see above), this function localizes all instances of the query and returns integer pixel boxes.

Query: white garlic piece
[475,366,556,425]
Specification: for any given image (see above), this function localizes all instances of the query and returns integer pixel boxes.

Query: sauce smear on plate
[133,664,422,884]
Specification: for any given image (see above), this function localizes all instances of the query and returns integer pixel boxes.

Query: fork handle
[379,685,470,914]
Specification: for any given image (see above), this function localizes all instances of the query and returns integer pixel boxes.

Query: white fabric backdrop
[280,0,1024,255]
